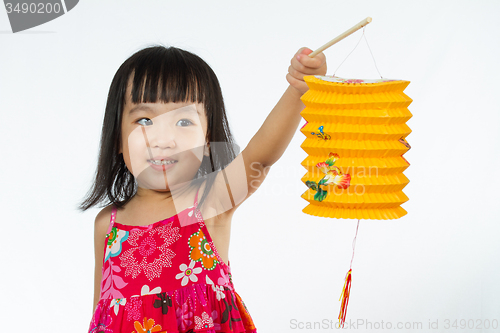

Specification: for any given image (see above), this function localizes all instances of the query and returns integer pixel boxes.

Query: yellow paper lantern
[300,75,412,220]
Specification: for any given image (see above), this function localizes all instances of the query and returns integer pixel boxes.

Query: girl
[79,45,326,333]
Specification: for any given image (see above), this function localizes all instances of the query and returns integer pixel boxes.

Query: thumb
[296,47,313,57]
[300,47,313,56]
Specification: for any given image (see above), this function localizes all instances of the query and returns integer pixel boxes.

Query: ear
[204,142,210,156]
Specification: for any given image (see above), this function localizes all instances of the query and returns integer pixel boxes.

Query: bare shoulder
[93,205,114,313]
[94,205,114,237]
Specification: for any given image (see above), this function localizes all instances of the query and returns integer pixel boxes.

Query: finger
[297,51,326,69]
[286,73,308,93]
[294,47,316,67]
[295,47,312,56]
[288,64,323,80]
[290,56,326,75]
[298,47,313,56]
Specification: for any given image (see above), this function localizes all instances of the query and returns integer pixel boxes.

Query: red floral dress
[88,187,257,333]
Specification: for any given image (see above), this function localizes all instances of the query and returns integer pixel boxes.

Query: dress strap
[106,205,117,235]
[193,185,201,208]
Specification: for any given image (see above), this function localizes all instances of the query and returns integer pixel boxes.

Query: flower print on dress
[120,222,181,281]
[189,228,219,270]
[109,298,126,316]
[125,296,143,322]
[217,268,231,289]
[219,291,244,331]
[140,285,161,296]
[89,302,113,333]
[100,260,128,299]
[194,311,214,330]
[234,291,256,331]
[206,275,225,300]
[176,301,193,330]
[133,317,162,333]
[153,292,173,315]
[175,260,202,286]
[211,309,222,331]
[104,227,129,262]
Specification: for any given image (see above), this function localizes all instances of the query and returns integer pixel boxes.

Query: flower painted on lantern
[133,317,162,333]
[316,162,340,175]
[322,169,351,189]
[344,79,364,83]
[325,152,340,166]
[189,228,219,270]
[317,152,349,189]
[175,260,202,286]
[306,181,327,202]
[305,152,351,202]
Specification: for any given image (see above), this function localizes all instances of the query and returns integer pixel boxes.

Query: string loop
[333,27,383,79]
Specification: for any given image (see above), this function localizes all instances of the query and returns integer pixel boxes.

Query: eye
[136,118,153,126]
[177,119,193,127]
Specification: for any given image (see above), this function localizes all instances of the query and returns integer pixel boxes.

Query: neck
[133,180,199,207]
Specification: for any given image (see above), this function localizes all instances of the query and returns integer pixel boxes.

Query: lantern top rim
[312,75,407,84]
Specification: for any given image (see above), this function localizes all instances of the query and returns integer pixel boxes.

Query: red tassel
[338,269,352,328]
[338,220,360,327]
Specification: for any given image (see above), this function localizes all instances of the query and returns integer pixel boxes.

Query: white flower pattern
[104,228,129,262]
[175,260,202,286]
[140,284,161,296]
[194,311,214,330]
[109,298,127,316]
[206,275,225,300]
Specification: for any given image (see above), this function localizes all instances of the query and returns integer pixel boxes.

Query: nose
[142,124,176,149]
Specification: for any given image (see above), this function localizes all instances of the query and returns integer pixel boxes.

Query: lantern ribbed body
[300,76,412,220]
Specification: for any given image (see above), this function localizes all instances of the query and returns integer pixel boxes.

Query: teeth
[149,160,177,165]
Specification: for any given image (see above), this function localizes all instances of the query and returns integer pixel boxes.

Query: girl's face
[119,79,209,192]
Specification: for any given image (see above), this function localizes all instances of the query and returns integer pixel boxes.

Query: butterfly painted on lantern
[305,152,351,202]
[398,137,411,150]
[310,125,331,141]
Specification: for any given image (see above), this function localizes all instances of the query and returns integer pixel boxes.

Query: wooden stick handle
[309,17,372,58]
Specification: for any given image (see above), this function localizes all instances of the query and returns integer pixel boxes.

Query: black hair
[77,45,238,213]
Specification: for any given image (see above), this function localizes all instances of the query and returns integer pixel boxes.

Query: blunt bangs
[127,46,216,112]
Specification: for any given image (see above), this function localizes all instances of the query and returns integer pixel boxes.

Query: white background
[1,1,499,332]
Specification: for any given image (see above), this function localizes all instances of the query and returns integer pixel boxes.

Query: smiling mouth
[147,159,178,165]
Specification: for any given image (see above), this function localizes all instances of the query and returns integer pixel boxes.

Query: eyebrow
[127,104,200,116]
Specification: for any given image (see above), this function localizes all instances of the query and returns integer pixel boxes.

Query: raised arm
[244,47,327,168]
[200,48,326,217]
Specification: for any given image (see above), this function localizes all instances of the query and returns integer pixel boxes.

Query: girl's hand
[286,47,327,95]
